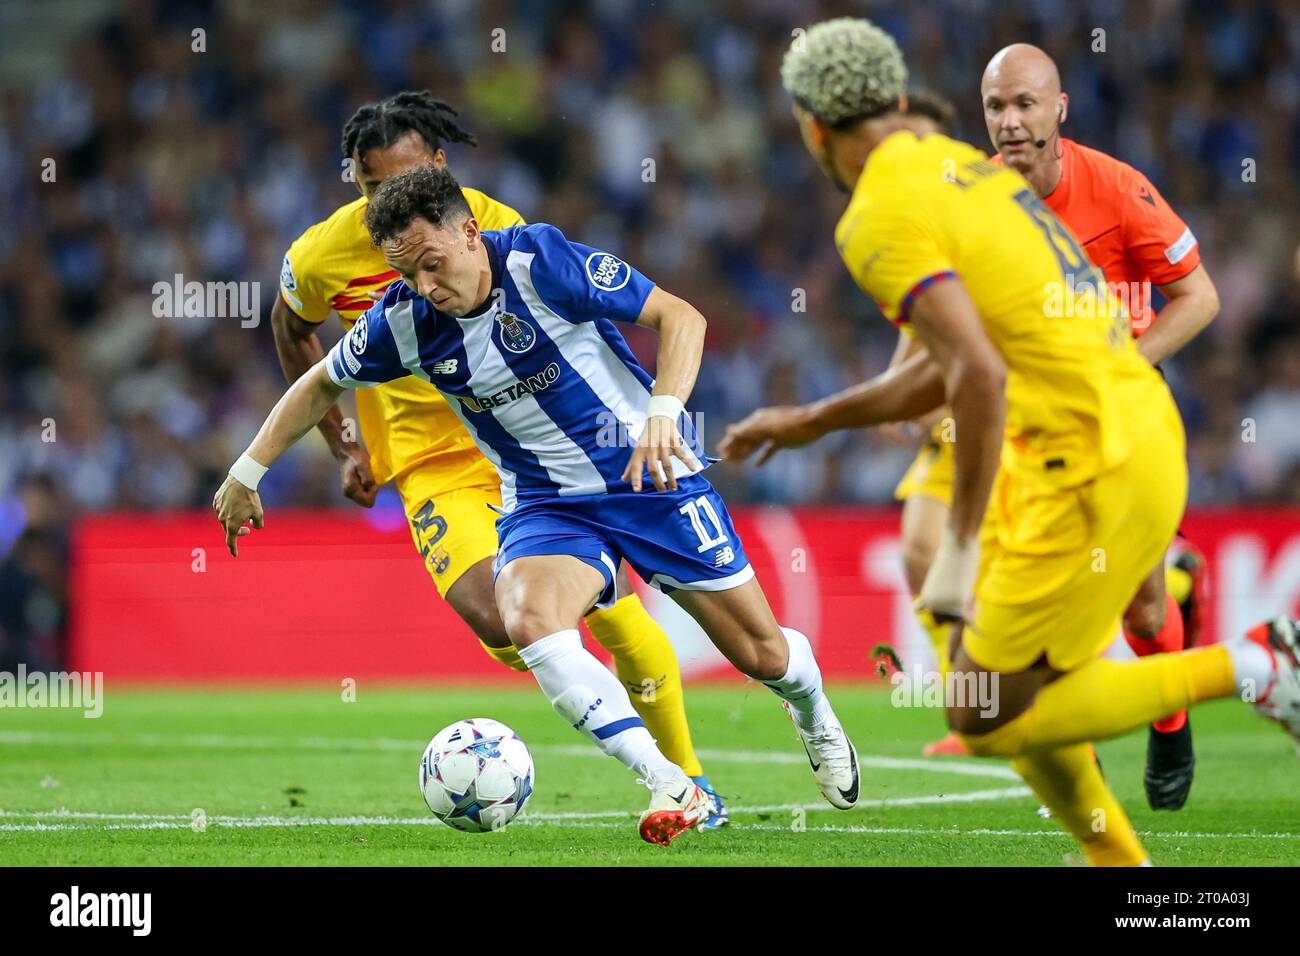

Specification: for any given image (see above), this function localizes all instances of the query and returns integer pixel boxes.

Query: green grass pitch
[0,683,1295,866]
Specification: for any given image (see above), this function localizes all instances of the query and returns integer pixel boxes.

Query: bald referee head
[980,44,1068,185]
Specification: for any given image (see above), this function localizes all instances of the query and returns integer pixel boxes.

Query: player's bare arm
[907,276,1006,621]
[718,348,945,465]
[213,361,345,557]
[885,331,948,441]
[269,294,379,507]
[1137,263,1220,366]
[620,285,706,493]
[879,331,920,446]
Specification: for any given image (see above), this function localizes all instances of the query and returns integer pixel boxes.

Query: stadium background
[1,0,1298,679]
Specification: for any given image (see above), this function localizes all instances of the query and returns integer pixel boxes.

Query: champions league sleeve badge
[349,314,368,353]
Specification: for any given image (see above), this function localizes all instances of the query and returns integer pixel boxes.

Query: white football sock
[518,629,682,780]
[762,626,835,732]
[1229,639,1276,696]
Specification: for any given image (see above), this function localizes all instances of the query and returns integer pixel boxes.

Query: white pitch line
[4,794,1299,843]
[499,821,1300,840]
[0,788,1030,830]
[0,730,1018,781]
[3,813,1298,842]
[0,730,414,753]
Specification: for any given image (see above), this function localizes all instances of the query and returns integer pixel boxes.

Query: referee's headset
[1033,104,1065,150]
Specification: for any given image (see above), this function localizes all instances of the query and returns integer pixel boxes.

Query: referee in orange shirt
[981,43,1221,811]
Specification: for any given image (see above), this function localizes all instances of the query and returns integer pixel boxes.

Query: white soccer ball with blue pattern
[419,718,534,832]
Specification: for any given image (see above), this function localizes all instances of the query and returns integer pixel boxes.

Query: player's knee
[499,605,566,645]
[737,638,788,682]
[1124,597,1165,640]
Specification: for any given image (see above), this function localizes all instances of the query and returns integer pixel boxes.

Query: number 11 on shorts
[680,495,728,552]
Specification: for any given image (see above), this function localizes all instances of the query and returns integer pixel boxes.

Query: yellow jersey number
[1011,188,1127,347]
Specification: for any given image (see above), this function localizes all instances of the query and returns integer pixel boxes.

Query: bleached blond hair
[781,17,908,127]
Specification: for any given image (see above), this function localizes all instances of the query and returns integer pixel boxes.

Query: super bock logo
[585,251,631,291]
[497,311,536,354]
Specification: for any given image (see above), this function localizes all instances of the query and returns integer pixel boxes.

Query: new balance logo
[714,547,735,567]
[431,359,459,374]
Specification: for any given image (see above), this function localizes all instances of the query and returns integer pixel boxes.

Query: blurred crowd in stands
[1,0,1297,667]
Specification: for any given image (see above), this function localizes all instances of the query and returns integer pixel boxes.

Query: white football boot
[785,702,860,809]
[1244,616,1300,745]
[636,768,715,846]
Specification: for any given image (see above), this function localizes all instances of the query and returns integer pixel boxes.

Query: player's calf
[670,579,798,681]
[1122,562,1195,810]
[672,584,860,808]
[445,556,514,647]
[495,554,707,846]
[943,644,1058,745]
[721,630,790,682]
[434,555,534,671]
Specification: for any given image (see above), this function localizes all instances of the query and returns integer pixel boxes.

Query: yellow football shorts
[894,422,955,506]
[963,406,1187,674]
[395,467,503,598]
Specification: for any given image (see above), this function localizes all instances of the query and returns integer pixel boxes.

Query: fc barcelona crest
[497,311,536,354]
[428,544,451,576]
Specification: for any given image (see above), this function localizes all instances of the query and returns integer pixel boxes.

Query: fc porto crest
[497,311,536,354]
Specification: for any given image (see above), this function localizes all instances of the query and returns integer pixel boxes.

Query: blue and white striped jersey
[326,223,707,511]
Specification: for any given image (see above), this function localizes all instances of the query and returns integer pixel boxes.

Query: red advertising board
[69,508,1300,682]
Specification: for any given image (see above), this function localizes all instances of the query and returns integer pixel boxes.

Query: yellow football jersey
[836,131,1171,486]
[279,187,524,489]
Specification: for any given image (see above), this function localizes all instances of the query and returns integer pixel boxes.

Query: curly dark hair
[904,89,957,134]
[341,90,477,162]
[364,164,472,244]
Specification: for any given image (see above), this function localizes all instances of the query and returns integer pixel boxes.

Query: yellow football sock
[1012,743,1148,866]
[1166,565,1193,606]
[584,593,703,777]
[916,606,953,676]
[959,646,1236,757]
[480,639,528,673]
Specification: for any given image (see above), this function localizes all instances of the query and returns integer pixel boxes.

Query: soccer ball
[419,718,534,832]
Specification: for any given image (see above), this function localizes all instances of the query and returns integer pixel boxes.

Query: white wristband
[918,528,980,620]
[646,395,685,421]
[229,453,269,491]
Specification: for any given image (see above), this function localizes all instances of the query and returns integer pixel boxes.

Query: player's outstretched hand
[719,405,823,466]
[622,414,700,492]
[338,446,378,508]
[212,474,265,557]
